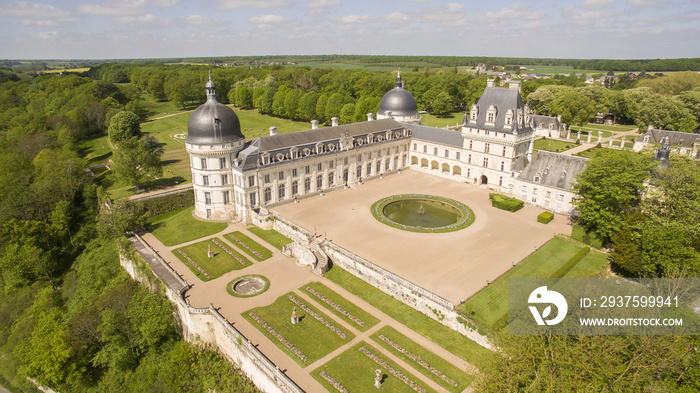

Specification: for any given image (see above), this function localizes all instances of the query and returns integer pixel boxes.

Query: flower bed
[249,312,308,362]
[359,346,427,393]
[305,286,365,328]
[176,248,210,278]
[287,294,347,339]
[378,334,458,387]
[319,370,350,393]
[226,233,266,260]
[212,238,248,266]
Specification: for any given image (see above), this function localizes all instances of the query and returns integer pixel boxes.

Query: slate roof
[531,115,564,130]
[408,124,463,147]
[518,151,589,191]
[635,127,700,148]
[467,87,533,134]
[186,79,244,145]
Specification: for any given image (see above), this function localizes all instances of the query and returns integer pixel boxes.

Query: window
[534,175,541,182]
[344,157,348,165]
[499,176,503,186]
[558,194,565,202]
[328,172,335,186]
[469,140,473,150]
[329,160,334,169]
[485,143,490,154]
[434,147,438,155]
[468,154,472,164]
[249,192,256,206]
[445,149,449,158]
[304,178,311,193]
[376,161,381,173]
[343,169,349,183]
[531,196,537,203]
[368,152,372,159]
[292,168,298,177]
[366,163,372,176]
[278,171,284,181]
[278,184,285,200]
[264,188,271,203]
[546,191,552,198]
[202,175,209,186]
[305,165,310,174]
[317,175,323,189]
[521,185,528,193]
[356,165,362,179]
[200,158,207,169]
[533,188,538,195]
[500,161,505,171]
[423,145,427,153]
[223,190,230,204]
[413,143,417,151]
[221,174,229,185]
[291,181,298,196]
[220,157,226,168]
[318,163,323,171]
[483,157,489,167]
[357,154,362,161]
[248,176,255,187]
[502,146,507,156]
[386,158,390,171]
[204,192,211,205]
[467,168,471,178]
[487,113,495,122]
[456,152,461,160]
[264,174,270,184]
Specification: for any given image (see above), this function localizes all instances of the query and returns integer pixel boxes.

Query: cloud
[0,2,70,18]
[37,31,59,39]
[627,0,666,6]
[186,14,224,26]
[308,0,340,8]
[78,0,148,16]
[216,0,291,10]
[152,0,178,6]
[115,13,161,23]
[386,12,409,24]
[421,2,466,27]
[247,14,285,28]
[561,5,624,25]
[582,0,615,9]
[333,14,374,24]
[480,2,547,21]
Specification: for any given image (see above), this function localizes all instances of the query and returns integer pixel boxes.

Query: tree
[108,111,141,144]
[572,149,654,245]
[549,88,596,127]
[339,103,355,124]
[635,94,698,132]
[431,91,453,117]
[110,136,163,188]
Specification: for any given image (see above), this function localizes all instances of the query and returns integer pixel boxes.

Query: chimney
[367,113,374,121]
[311,120,319,129]
[486,79,495,88]
[509,80,521,92]
[269,126,278,136]
[331,117,339,127]
[385,111,392,119]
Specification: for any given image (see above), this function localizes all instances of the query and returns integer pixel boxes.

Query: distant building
[531,114,567,139]
[633,125,700,158]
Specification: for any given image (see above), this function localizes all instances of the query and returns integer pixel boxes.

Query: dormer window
[643,136,650,143]
[469,104,478,123]
[505,109,514,128]
[315,142,324,154]
[486,105,497,125]
[518,111,524,127]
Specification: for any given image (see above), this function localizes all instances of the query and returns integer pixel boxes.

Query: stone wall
[122,235,304,393]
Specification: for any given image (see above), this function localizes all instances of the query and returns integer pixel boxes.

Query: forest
[0,59,699,392]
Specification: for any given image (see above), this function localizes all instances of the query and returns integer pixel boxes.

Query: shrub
[489,193,524,212]
[537,212,554,224]
[551,247,590,279]
[133,190,193,218]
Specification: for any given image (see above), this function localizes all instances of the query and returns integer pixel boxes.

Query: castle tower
[185,74,245,221]
[376,71,421,124]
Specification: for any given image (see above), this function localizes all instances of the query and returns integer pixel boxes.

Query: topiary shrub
[489,193,524,212]
[537,211,554,224]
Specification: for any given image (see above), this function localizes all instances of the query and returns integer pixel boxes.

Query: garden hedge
[537,211,554,224]
[489,193,524,212]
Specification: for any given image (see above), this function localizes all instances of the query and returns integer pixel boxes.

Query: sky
[1,0,699,60]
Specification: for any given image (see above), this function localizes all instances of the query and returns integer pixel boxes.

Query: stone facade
[633,125,700,158]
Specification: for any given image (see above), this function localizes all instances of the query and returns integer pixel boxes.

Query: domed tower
[186,74,244,221]
[377,71,420,124]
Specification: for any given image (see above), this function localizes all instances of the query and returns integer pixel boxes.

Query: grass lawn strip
[149,206,227,247]
[287,294,347,339]
[246,226,293,250]
[211,238,250,266]
[302,281,380,332]
[243,292,354,366]
[225,231,273,261]
[459,236,583,329]
[563,250,609,278]
[173,239,250,281]
[249,312,308,363]
[325,267,490,370]
[534,138,577,153]
[313,342,432,393]
[371,326,473,392]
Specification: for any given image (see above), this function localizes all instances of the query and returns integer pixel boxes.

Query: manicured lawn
[458,236,584,329]
[325,267,490,370]
[247,226,293,250]
[301,281,380,332]
[371,326,474,392]
[569,127,613,138]
[243,292,355,366]
[141,112,191,152]
[574,146,604,158]
[77,133,112,164]
[235,108,311,138]
[420,112,463,129]
[149,206,228,246]
[571,222,604,249]
[534,138,576,153]
[574,123,638,132]
[313,341,432,393]
[174,238,251,281]
[225,231,273,261]
[564,250,609,278]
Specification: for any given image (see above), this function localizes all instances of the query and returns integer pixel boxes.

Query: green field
[519,65,608,75]
[371,326,474,392]
[325,267,490,370]
[458,236,586,329]
[420,112,464,129]
[174,238,251,281]
[301,282,380,332]
[574,146,604,158]
[148,206,228,246]
[573,123,638,133]
[225,231,273,261]
[77,132,112,164]
[313,341,432,393]
[534,138,576,153]
[243,292,355,366]
[247,227,293,250]
[564,250,609,278]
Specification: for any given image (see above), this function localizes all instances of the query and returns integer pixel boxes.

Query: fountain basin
[371,194,474,233]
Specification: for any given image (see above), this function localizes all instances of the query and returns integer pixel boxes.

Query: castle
[185,73,586,222]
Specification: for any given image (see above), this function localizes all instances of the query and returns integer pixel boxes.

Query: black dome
[186,77,244,145]
[378,72,418,117]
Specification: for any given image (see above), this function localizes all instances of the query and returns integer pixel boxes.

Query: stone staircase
[309,238,329,277]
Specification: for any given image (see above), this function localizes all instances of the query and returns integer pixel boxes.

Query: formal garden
[173,238,252,281]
